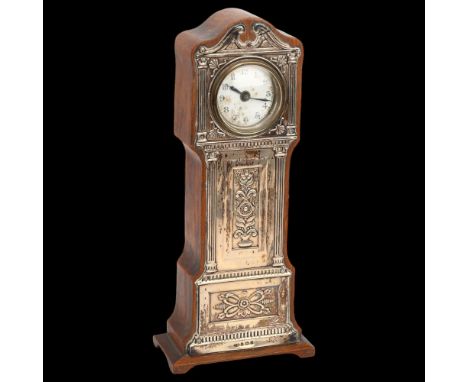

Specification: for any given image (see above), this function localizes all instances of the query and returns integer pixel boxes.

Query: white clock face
[216,64,276,129]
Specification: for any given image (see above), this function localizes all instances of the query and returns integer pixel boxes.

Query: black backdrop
[49,1,423,380]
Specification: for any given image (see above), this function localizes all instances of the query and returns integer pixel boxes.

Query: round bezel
[209,57,286,136]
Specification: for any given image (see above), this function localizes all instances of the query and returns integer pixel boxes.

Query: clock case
[154,8,315,373]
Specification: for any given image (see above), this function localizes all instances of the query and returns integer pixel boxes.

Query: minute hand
[250,97,271,102]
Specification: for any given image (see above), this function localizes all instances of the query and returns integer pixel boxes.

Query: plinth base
[153,332,315,374]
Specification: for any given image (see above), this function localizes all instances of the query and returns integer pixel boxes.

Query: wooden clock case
[153,8,315,374]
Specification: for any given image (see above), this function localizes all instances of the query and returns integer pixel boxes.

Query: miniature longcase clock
[154,8,315,373]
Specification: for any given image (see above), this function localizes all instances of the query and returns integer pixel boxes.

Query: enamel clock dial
[212,60,284,135]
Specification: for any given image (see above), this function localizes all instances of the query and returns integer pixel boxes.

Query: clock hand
[230,86,253,102]
[229,86,271,102]
[229,86,242,94]
[249,97,271,102]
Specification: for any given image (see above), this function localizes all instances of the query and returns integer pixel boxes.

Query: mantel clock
[154,8,315,373]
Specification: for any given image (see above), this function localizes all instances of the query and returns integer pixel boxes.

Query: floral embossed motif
[215,289,274,320]
[208,58,228,78]
[233,168,259,248]
[269,55,288,73]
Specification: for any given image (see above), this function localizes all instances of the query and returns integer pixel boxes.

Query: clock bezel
[208,56,286,137]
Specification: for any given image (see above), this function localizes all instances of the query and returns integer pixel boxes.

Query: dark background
[50,1,423,380]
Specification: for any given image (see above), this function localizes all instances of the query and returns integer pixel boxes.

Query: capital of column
[196,55,208,69]
[273,145,288,158]
[287,48,300,64]
[205,150,220,163]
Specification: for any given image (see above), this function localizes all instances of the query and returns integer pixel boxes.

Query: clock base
[153,332,315,374]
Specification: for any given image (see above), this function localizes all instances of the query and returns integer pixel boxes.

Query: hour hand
[229,86,242,94]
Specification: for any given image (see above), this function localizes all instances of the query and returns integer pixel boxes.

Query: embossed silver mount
[188,21,302,355]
